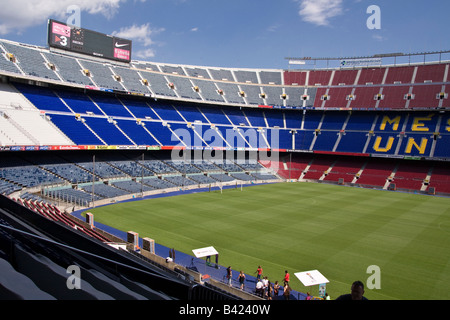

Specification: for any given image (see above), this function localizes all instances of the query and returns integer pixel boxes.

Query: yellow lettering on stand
[446,118,450,132]
[411,114,434,132]
[379,116,401,131]
[373,136,395,152]
[405,138,428,154]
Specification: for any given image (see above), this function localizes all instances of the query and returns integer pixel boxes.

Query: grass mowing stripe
[85,182,450,300]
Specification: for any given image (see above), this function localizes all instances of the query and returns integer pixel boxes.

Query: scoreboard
[48,19,132,63]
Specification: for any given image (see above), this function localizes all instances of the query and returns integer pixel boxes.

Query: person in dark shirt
[336,280,369,300]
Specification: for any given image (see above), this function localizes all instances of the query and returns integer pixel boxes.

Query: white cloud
[267,24,280,32]
[190,27,199,32]
[297,0,344,26]
[112,23,165,47]
[134,48,156,59]
[112,23,165,59]
[372,34,386,42]
[0,0,125,35]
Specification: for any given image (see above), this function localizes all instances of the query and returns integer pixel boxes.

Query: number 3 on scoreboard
[60,36,68,46]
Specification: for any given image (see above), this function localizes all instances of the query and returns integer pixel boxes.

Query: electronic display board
[48,19,132,63]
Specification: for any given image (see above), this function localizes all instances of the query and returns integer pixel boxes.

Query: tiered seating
[112,66,149,94]
[229,172,255,181]
[42,164,98,184]
[209,173,235,182]
[408,85,442,109]
[77,161,126,179]
[141,71,177,97]
[384,66,415,84]
[166,76,202,101]
[428,164,450,194]
[163,175,197,187]
[188,174,218,184]
[323,158,364,183]
[0,166,63,187]
[0,39,449,112]
[357,67,386,85]
[331,69,358,86]
[348,86,381,109]
[48,114,105,145]
[319,87,353,109]
[283,70,307,86]
[4,109,71,146]
[11,82,72,113]
[44,52,94,86]
[308,70,332,86]
[111,180,154,193]
[81,183,129,198]
[260,71,282,85]
[141,177,175,189]
[0,179,21,195]
[415,64,447,83]
[312,131,340,152]
[272,154,313,179]
[18,197,111,242]
[0,44,21,74]
[377,86,410,109]
[251,172,279,180]
[302,157,334,180]
[355,158,396,187]
[82,117,134,145]
[1,41,59,81]
[191,78,225,103]
[90,94,133,118]
[109,160,155,177]
[78,60,124,91]
[392,162,430,191]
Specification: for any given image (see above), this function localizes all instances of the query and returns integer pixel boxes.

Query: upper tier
[0,39,449,110]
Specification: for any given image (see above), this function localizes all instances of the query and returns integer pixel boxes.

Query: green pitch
[83,182,450,300]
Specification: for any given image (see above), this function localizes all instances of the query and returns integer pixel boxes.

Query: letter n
[405,138,428,154]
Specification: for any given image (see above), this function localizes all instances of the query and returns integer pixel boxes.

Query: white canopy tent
[294,270,329,299]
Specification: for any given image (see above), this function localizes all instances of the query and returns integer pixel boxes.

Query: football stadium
[0,12,449,305]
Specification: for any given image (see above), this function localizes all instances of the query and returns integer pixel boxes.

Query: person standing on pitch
[283,270,290,286]
[255,265,263,281]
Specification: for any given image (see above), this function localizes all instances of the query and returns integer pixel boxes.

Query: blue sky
[0,0,449,69]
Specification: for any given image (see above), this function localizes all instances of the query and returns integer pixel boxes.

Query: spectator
[267,281,273,300]
[283,270,290,285]
[255,279,264,297]
[255,265,263,281]
[273,281,280,297]
[237,270,246,290]
[283,283,291,300]
[226,266,232,286]
[336,280,369,300]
